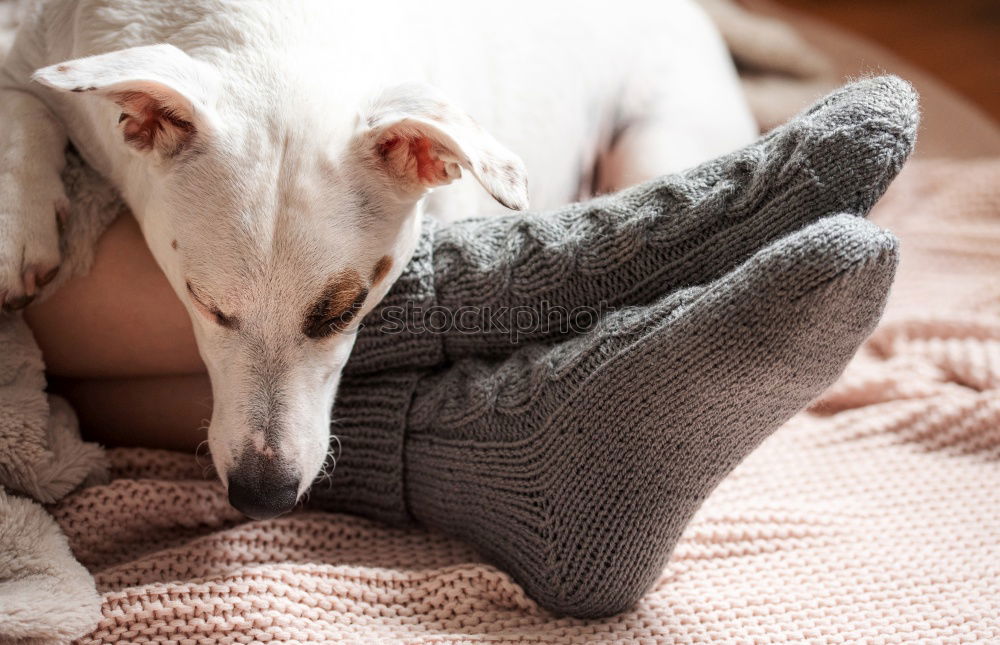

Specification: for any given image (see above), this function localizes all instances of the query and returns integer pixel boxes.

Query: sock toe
[623,75,913,301]
[703,75,918,232]
[801,75,920,136]
[782,75,919,215]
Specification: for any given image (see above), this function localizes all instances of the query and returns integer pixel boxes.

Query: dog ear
[355,83,528,210]
[33,44,219,158]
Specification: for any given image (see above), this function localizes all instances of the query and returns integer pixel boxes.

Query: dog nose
[227,470,300,520]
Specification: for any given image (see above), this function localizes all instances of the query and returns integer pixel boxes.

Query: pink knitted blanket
[48,158,1000,643]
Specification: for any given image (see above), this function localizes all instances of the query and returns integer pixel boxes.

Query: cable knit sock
[312,214,899,617]
[347,76,917,374]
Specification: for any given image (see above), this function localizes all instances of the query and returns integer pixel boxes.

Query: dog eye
[211,308,236,329]
[303,304,361,339]
[303,288,368,340]
[186,281,238,330]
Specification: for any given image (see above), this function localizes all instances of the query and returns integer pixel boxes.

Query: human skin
[24,213,211,452]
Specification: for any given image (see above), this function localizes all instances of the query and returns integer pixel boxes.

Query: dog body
[0,0,755,517]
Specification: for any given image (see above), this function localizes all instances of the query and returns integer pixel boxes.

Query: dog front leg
[0,86,68,311]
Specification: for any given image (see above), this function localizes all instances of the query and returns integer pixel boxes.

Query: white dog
[0,0,755,518]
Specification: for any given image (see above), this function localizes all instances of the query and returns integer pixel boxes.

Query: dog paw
[0,177,66,313]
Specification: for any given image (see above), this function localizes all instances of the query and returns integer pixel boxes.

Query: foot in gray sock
[313,214,899,617]
[347,76,917,374]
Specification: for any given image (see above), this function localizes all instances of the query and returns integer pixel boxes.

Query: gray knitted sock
[347,76,916,374]
[311,214,899,618]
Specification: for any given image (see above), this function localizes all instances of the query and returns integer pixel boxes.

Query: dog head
[35,44,527,519]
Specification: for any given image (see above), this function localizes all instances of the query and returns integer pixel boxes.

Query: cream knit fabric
[48,158,1000,643]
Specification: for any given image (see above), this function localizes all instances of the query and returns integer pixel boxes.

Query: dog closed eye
[186,281,238,329]
[303,270,369,340]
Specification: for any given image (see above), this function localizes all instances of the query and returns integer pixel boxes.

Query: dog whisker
[313,433,343,489]
[194,425,215,480]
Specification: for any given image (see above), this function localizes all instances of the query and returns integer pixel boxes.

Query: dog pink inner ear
[113,89,196,156]
[375,133,457,188]
[361,83,528,210]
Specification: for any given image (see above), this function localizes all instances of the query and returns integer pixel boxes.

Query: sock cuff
[313,370,423,525]
[344,218,445,376]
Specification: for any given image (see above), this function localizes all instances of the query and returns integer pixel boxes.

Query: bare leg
[24,213,210,450]
[596,2,757,192]
[50,373,211,452]
[25,213,203,378]
[597,119,756,193]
